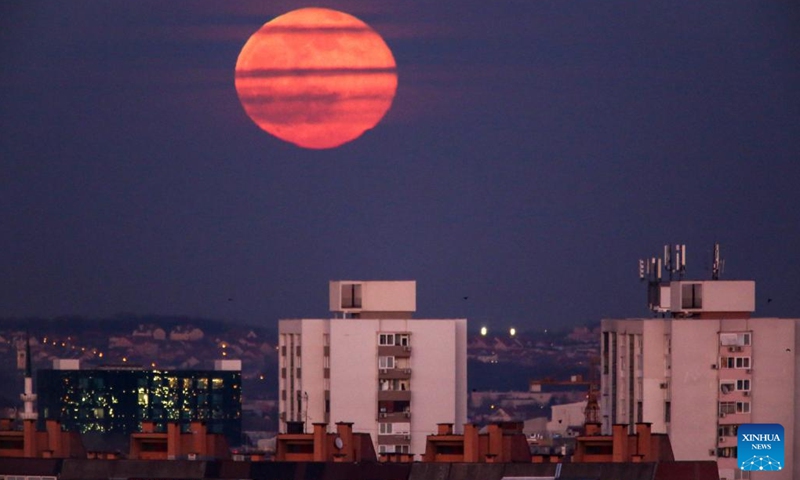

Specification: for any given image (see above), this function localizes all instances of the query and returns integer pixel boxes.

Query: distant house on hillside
[169,326,204,342]
[131,324,166,341]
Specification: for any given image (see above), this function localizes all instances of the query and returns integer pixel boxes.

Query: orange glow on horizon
[235,8,397,149]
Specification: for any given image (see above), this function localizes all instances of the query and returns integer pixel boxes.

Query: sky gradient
[1,1,799,330]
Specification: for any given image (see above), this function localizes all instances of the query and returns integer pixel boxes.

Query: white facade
[279,281,467,459]
[547,400,588,435]
[602,281,799,480]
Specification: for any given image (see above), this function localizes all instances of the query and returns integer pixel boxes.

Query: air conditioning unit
[709,449,717,457]
[711,364,718,369]
[743,391,750,397]
[728,347,735,353]
[719,437,725,443]
[735,346,743,352]
[404,412,411,418]
[659,382,668,389]
[380,369,388,374]
[379,412,388,418]
[404,435,411,440]
[719,413,726,418]
[746,369,752,374]
[403,346,412,352]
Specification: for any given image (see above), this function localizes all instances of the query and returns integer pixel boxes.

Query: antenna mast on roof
[712,243,724,280]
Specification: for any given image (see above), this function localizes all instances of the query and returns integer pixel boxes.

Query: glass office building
[36,364,242,446]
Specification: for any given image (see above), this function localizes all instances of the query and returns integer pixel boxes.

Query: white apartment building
[602,278,799,480]
[278,280,468,459]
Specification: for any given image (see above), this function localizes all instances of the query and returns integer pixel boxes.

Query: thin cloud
[235,67,397,79]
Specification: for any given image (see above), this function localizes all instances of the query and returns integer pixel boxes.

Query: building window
[296,345,301,356]
[323,356,330,368]
[378,356,395,369]
[736,402,750,414]
[664,401,671,423]
[719,402,736,415]
[379,334,395,346]
[736,379,750,391]
[720,332,751,346]
[281,345,286,356]
[720,382,735,394]
[281,368,286,379]
[379,423,393,435]
[341,283,362,308]
[681,283,702,309]
[735,357,751,369]
[296,368,301,379]
[397,334,410,346]
[719,424,738,437]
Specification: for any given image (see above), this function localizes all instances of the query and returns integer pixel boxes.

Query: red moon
[235,8,398,149]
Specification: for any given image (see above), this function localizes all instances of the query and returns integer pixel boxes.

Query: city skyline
[2,1,799,330]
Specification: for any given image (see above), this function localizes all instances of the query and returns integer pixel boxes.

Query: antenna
[712,243,724,280]
[664,245,672,280]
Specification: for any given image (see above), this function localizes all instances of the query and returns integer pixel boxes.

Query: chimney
[167,422,180,459]
[313,423,328,462]
[463,423,479,462]
[190,421,206,456]
[437,423,454,435]
[635,423,652,460]
[487,424,503,460]
[141,421,155,433]
[612,424,629,463]
[23,419,36,457]
[46,420,62,457]
[335,422,354,461]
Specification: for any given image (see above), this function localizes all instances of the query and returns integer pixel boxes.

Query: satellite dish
[334,436,344,450]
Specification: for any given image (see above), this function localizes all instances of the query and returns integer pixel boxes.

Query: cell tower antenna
[664,245,672,280]
[712,243,724,280]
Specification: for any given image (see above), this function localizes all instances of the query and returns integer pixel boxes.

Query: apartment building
[602,277,799,480]
[278,281,467,460]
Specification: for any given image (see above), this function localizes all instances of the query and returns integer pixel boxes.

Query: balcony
[378,345,412,358]
[377,411,412,421]
[378,390,411,402]
[378,368,412,380]
[377,434,411,445]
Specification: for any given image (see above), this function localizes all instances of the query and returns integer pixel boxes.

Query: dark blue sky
[1,1,799,330]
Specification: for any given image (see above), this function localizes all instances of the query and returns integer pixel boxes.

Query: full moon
[235,8,398,149]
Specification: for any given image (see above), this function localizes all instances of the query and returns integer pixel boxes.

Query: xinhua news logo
[738,424,784,472]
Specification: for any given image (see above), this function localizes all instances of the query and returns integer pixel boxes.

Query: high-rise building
[602,253,799,480]
[36,360,242,446]
[278,280,467,460]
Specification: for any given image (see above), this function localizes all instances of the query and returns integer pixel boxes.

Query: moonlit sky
[1,1,799,330]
